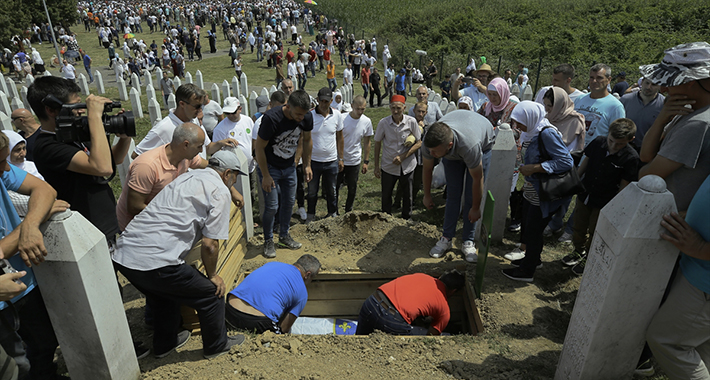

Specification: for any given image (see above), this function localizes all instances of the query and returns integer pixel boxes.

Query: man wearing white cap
[640,42,710,380]
[213,97,256,175]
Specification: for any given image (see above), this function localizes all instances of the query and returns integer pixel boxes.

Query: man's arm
[126,187,151,217]
[336,130,344,172]
[302,131,313,182]
[640,94,695,163]
[373,141,381,179]
[201,237,225,298]
[254,136,274,192]
[639,155,683,180]
[361,135,371,174]
[13,173,57,267]
[577,156,588,177]
[279,312,298,333]
[422,157,435,209]
[112,136,133,165]
[229,186,244,209]
[468,163,484,223]
[451,77,462,101]
[207,138,238,155]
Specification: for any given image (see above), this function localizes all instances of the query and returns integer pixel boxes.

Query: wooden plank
[465,280,484,335]
[301,299,364,317]
[306,279,389,300]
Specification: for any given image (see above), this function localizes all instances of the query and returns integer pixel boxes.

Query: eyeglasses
[185,102,203,110]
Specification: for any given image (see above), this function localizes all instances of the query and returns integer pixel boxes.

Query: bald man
[10,109,40,160]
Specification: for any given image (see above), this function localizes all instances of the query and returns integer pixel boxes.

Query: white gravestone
[438,98,448,112]
[555,175,679,380]
[130,73,141,96]
[6,79,18,99]
[446,101,456,114]
[34,210,140,380]
[19,86,32,113]
[260,87,269,98]
[25,74,34,87]
[114,135,135,188]
[233,148,254,239]
[211,83,221,106]
[148,98,162,126]
[94,70,105,94]
[129,88,143,119]
[484,123,517,242]
[432,93,442,104]
[239,95,249,116]
[167,93,177,110]
[195,70,204,89]
[0,92,11,116]
[231,76,240,98]
[10,97,23,112]
[44,71,52,77]
[0,112,12,131]
[0,73,7,95]
[173,77,182,90]
[240,73,249,100]
[154,67,163,87]
[185,71,193,84]
[143,69,153,89]
[427,89,435,101]
[146,86,156,102]
[249,91,258,118]
[117,77,129,101]
[221,80,231,100]
[78,74,90,96]
[269,85,277,96]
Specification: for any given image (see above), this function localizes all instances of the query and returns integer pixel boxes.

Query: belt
[373,289,400,317]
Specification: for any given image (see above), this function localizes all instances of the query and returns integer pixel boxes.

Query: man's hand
[210,275,226,298]
[519,164,540,177]
[657,94,696,125]
[468,207,482,223]
[374,166,381,179]
[338,160,344,172]
[216,138,238,148]
[18,223,47,267]
[262,175,276,193]
[231,188,244,208]
[48,200,70,219]
[361,162,368,174]
[392,155,403,166]
[85,94,113,119]
[661,212,708,260]
[304,166,313,182]
[0,272,27,301]
[423,194,435,210]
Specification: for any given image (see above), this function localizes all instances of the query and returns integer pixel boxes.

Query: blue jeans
[258,164,297,241]
[442,150,492,242]
[257,46,263,62]
[362,84,369,98]
[298,73,307,91]
[355,294,428,335]
[547,196,574,234]
[307,160,338,216]
[327,78,337,92]
[309,61,316,77]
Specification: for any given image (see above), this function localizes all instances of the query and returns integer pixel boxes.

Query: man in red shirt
[360,63,371,98]
[286,48,295,64]
[355,271,465,335]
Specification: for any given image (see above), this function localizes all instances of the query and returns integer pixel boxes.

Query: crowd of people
[0,0,707,378]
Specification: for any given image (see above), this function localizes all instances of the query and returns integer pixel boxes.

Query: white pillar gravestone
[195,70,204,90]
[78,74,90,96]
[239,72,248,99]
[185,71,193,85]
[129,87,143,119]
[117,77,129,101]
[485,123,517,242]
[231,76,240,99]
[167,93,177,110]
[95,70,105,94]
[221,80,231,100]
[211,83,221,106]
[239,94,249,116]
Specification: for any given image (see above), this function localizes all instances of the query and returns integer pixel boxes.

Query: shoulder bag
[536,127,585,201]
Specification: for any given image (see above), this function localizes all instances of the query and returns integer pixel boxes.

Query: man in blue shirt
[0,131,65,379]
[82,51,93,84]
[226,254,320,333]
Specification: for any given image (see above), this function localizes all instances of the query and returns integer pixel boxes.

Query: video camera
[42,95,136,143]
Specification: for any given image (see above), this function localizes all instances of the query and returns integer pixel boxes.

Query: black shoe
[263,239,276,258]
[561,251,585,267]
[134,341,150,359]
[510,258,542,269]
[278,234,302,250]
[502,267,534,282]
[154,330,191,358]
[572,256,586,276]
[204,334,246,359]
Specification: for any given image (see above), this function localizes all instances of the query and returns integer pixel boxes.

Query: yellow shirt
[326,64,335,79]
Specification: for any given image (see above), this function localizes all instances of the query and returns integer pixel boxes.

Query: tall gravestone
[231,76,240,98]
[211,83,221,106]
[239,94,249,116]
[44,71,52,77]
[146,86,156,102]
[95,70,105,94]
[485,123,517,242]
[438,98,449,113]
[240,73,248,99]
[78,74,90,96]
[10,97,22,112]
[195,70,204,89]
[0,112,12,131]
[25,74,34,87]
[117,77,129,101]
[167,93,177,110]
[148,98,162,126]
[232,148,254,239]
[0,92,11,116]
[114,136,135,188]
[173,77,182,89]
[185,71,193,84]
[260,87,269,98]
[432,93,442,105]
[129,88,143,118]
[0,73,7,95]
[269,85,277,95]
[19,86,31,113]
[555,175,679,380]
[34,210,141,380]
[130,73,141,96]
[249,91,258,118]
[221,80,231,100]
[446,101,456,114]
[143,70,153,89]
[6,79,18,100]
[154,67,163,87]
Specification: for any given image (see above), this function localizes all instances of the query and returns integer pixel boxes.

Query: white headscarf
[466,58,477,74]
[330,91,342,111]
[510,101,558,144]
[457,96,474,111]
[3,130,43,180]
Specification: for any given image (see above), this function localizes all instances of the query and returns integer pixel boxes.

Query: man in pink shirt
[116,122,208,230]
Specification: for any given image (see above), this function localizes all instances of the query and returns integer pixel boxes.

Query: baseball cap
[317,87,333,101]
[255,95,269,113]
[223,97,240,113]
[640,42,710,87]
[210,149,247,175]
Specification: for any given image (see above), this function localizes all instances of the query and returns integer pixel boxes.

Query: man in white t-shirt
[213,97,255,173]
[337,95,373,213]
[534,63,584,104]
[61,60,76,82]
[343,63,353,86]
[201,93,224,138]
[306,88,344,222]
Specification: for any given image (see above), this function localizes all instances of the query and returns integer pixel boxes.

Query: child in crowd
[562,118,640,275]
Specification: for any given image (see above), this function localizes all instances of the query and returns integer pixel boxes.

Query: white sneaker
[504,247,526,261]
[462,240,477,263]
[429,237,452,258]
[558,232,573,243]
[298,207,307,221]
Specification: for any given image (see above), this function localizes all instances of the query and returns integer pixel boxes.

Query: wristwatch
[363,160,370,164]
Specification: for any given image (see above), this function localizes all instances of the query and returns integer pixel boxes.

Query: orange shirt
[379,273,450,333]
[326,64,335,79]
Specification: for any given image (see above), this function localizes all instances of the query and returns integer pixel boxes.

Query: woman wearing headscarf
[466,58,477,77]
[543,87,585,151]
[457,96,474,111]
[502,101,573,282]
[478,77,517,127]
[330,90,343,111]
[3,131,42,180]
[382,45,390,70]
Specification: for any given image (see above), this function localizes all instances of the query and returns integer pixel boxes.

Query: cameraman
[28,76,133,242]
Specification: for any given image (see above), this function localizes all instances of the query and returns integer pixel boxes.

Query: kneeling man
[355,270,465,335]
[112,149,247,359]
[226,254,321,333]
